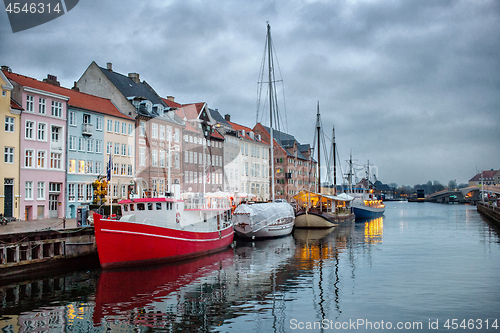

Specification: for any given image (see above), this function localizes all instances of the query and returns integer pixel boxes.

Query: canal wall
[477,202,500,227]
[0,227,98,282]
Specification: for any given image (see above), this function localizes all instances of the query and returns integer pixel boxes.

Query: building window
[69,111,77,126]
[5,116,14,132]
[114,143,120,156]
[68,183,75,201]
[78,137,85,151]
[128,123,134,136]
[121,164,126,175]
[127,164,133,176]
[107,119,113,132]
[86,161,94,174]
[4,147,14,163]
[25,121,34,139]
[122,122,127,135]
[51,101,62,117]
[77,184,85,201]
[83,114,91,124]
[26,95,34,112]
[160,125,165,140]
[96,161,102,174]
[121,144,127,156]
[37,181,45,200]
[25,149,34,167]
[69,159,76,173]
[37,150,46,168]
[51,126,60,142]
[140,121,146,137]
[139,148,146,166]
[87,185,93,201]
[96,117,103,131]
[106,142,112,154]
[128,144,133,157]
[174,128,180,142]
[152,123,158,139]
[69,136,76,151]
[25,181,33,200]
[38,98,46,114]
[152,150,158,166]
[160,151,165,167]
[95,140,102,153]
[87,138,94,153]
[50,153,62,169]
[78,160,85,173]
[114,121,120,133]
[113,163,119,175]
[37,123,46,141]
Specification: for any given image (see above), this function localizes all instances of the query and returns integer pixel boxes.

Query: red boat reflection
[93,247,234,326]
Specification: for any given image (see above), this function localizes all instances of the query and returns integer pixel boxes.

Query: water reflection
[0,270,98,332]
[2,204,499,332]
[94,248,234,331]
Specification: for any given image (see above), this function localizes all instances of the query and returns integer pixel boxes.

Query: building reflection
[0,270,99,332]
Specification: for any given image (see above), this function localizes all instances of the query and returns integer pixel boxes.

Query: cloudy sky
[1,0,499,187]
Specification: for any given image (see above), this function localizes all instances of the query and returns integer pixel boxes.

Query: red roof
[3,70,133,120]
[469,170,499,181]
[10,98,23,110]
[227,120,269,144]
[161,97,182,109]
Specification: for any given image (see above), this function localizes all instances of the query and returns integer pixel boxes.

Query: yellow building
[0,69,22,219]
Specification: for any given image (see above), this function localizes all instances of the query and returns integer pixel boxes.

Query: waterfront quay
[1,202,499,332]
[0,218,97,282]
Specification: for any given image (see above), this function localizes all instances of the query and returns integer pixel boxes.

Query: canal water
[1,202,499,332]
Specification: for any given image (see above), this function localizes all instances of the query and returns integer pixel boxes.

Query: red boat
[93,191,234,269]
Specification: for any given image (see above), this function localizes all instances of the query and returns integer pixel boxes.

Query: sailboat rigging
[293,104,355,228]
[233,23,295,239]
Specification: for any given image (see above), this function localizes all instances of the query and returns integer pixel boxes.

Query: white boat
[233,23,295,239]
[233,201,295,239]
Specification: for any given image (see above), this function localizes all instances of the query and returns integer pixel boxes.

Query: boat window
[156,203,162,210]
[147,203,153,210]
[137,203,145,211]
[123,205,128,212]
[130,204,135,211]
[168,202,172,210]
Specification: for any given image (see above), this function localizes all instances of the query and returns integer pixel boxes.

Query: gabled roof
[469,170,500,181]
[209,109,231,127]
[255,123,311,160]
[4,70,133,120]
[227,121,268,144]
[98,66,165,106]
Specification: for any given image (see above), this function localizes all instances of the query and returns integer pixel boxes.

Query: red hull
[94,214,234,268]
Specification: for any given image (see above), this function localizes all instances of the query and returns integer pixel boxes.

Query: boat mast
[316,102,321,193]
[268,23,275,202]
[333,126,336,194]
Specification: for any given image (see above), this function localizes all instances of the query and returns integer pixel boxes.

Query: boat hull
[294,210,355,228]
[352,206,385,219]
[234,219,294,239]
[94,214,234,269]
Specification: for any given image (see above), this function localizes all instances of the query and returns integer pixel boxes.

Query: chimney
[128,73,140,84]
[224,114,231,122]
[167,96,175,102]
[1,65,11,73]
[43,74,60,87]
[107,62,113,71]
[71,81,80,91]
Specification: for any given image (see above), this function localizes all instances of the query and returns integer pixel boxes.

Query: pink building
[6,71,68,220]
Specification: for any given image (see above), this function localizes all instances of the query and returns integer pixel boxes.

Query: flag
[107,151,112,182]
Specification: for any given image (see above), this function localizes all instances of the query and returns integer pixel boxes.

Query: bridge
[426,185,500,204]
